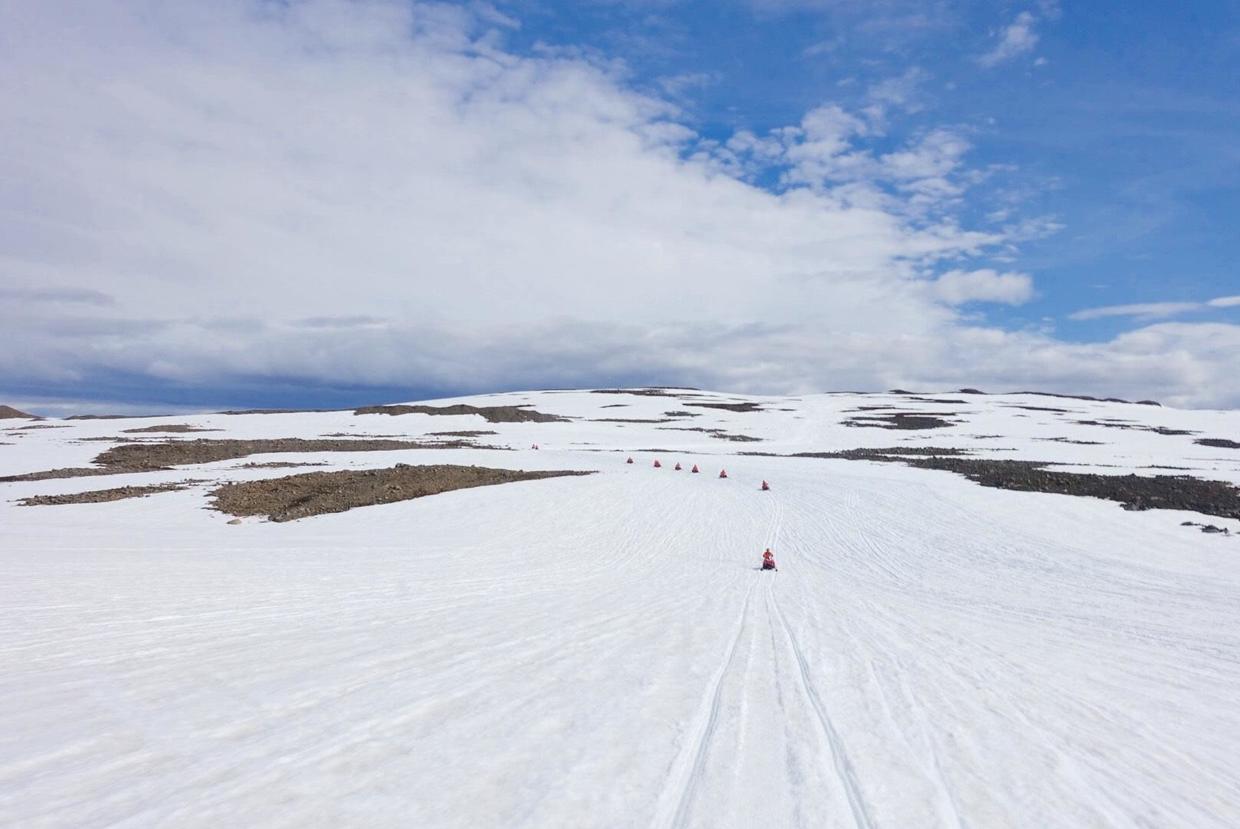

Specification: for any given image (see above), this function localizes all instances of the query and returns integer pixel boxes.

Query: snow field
[2,389,1240,826]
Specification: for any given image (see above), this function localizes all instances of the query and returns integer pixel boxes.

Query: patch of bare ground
[796,447,1240,521]
[18,480,205,507]
[594,417,674,424]
[1196,438,1240,449]
[1038,437,1105,445]
[1181,521,1234,536]
[590,389,681,397]
[235,461,329,469]
[683,402,763,413]
[94,438,481,469]
[0,438,482,483]
[1016,391,1160,406]
[600,404,628,408]
[796,447,971,459]
[842,413,959,430]
[657,427,762,442]
[1075,420,1196,436]
[0,466,137,482]
[0,405,38,419]
[428,430,498,437]
[217,408,344,415]
[65,413,171,420]
[663,410,701,418]
[9,423,69,430]
[122,424,221,434]
[210,464,593,522]
[355,404,567,423]
[1008,405,1071,413]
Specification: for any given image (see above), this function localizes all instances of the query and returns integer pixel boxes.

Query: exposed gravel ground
[354,404,567,423]
[798,447,1240,521]
[18,480,205,506]
[0,438,482,482]
[210,464,592,522]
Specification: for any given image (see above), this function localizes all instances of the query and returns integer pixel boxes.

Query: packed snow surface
[3,388,1240,827]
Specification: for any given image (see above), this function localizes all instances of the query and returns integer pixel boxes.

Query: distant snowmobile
[761,548,778,571]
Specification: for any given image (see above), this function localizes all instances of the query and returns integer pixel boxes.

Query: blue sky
[1,0,1238,412]
[501,0,1240,336]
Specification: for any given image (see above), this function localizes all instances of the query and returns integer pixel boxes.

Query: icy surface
[3,389,1240,827]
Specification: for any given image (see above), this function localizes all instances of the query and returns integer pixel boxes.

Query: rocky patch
[355,404,567,423]
[18,480,205,507]
[683,402,763,413]
[594,417,674,424]
[657,426,762,442]
[1009,405,1071,414]
[798,448,1240,521]
[1181,521,1233,536]
[590,389,681,397]
[122,424,220,434]
[1038,437,1105,445]
[842,413,958,430]
[0,438,482,482]
[1196,438,1240,450]
[1075,420,1195,436]
[210,464,592,522]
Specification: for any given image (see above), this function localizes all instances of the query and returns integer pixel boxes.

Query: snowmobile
[761,548,778,571]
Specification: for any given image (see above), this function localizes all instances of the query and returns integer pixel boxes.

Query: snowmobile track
[654,579,759,829]
[771,580,874,829]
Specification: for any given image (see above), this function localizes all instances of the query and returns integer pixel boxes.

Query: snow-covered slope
[3,388,1239,827]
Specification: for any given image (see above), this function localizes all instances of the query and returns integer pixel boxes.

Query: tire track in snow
[652,578,759,829]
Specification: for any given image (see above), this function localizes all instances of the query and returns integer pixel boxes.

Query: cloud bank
[1,0,1238,409]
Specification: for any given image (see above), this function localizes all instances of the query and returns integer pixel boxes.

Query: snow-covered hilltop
[3,388,1240,826]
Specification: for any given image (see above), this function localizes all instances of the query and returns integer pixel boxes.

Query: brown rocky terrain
[210,463,592,522]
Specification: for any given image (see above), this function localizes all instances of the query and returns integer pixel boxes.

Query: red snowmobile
[761,548,778,571]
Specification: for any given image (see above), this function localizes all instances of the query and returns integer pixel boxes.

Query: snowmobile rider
[762,549,777,571]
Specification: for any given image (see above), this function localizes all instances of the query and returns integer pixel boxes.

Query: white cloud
[712,110,975,218]
[932,269,1034,306]
[0,1,1237,410]
[1069,302,1202,321]
[1070,295,1240,321]
[656,71,716,99]
[978,11,1039,67]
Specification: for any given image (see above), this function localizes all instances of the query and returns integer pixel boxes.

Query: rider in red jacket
[762,548,777,570]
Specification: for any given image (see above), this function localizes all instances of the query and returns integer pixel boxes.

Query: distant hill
[0,405,36,419]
